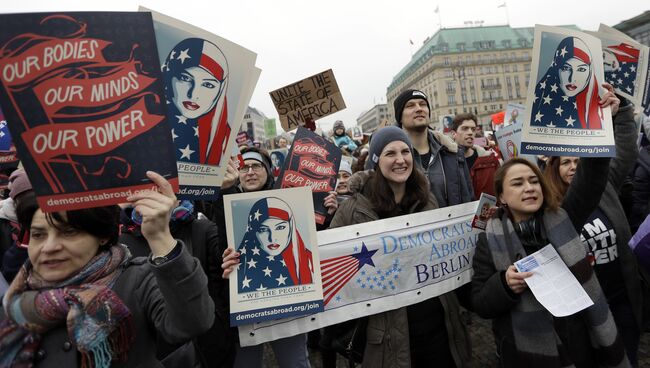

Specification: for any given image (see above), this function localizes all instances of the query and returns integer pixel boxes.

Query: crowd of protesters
[1,83,650,368]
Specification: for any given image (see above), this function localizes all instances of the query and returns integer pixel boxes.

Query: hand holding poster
[144,8,260,200]
[224,187,323,325]
[275,127,342,224]
[270,69,346,131]
[238,201,478,346]
[0,12,178,211]
[521,25,615,158]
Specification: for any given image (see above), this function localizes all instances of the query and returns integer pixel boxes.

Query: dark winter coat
[414,130,475,207]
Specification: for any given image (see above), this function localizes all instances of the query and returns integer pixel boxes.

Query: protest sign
[504,103,525,127]
[238,201,478,346]
[351,126,363,141]
[494,121,537,164]
[274,127,341,225]
[269,148,288,178]
[521,25,615,158]
[144,8,260,200]
[471,194,497,230]
[236,131,250,146]
[440,115,454,133]
[224,186,323,326]
[598,24,650,116]
[0,108,18,171]
[586,30,649,107]
[264,118,277,138]
[0,12,178,211]
[269,69,346,131]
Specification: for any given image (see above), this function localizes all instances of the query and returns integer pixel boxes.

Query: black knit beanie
[365,126,414,170]
[393,89,431,127]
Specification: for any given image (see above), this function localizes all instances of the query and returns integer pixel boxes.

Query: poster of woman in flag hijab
[521,25,615,158]
[143,8,260,200]
[224,187,323,326]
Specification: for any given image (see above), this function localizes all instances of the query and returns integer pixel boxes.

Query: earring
[99,240,107,246]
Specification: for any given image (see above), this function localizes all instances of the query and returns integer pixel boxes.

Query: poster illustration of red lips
[274,127,341,225]
[0,12,178,211]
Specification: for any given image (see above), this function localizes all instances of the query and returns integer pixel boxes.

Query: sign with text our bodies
[270,69,346,131]
[238,201,479,346]
[0,12,178,211]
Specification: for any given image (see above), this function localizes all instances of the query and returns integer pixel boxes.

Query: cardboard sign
[521,25,615,158]
[270,69,346,131]
[144,8,260,200]
[0,12,178,211]
[274,127,341,224]
[224,187,323,325]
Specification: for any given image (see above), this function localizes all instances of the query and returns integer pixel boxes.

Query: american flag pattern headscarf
[530,37,603,130]
[236,197,314,293]
[163,38,230,165]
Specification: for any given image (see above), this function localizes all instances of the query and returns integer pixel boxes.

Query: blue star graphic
[336,295,342,302]
[352,243,378,270]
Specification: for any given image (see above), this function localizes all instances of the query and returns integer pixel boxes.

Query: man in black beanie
[393,89,474,207]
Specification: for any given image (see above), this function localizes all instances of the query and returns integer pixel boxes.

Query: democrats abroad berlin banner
[238,201,479,346]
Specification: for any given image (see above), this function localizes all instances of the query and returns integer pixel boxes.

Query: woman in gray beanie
[325,126,469,367]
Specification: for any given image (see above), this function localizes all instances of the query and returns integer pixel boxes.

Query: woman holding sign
[544,92,644,366]
[0,172,214,367]
[470,85,629,368]
[323,126,471,368]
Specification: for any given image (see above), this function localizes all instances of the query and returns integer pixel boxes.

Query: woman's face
[28,210,103,282]
[499,164,543,223]
[255,217,291,256]
[558,156,579,185]
[378,141,412,185]
[172,66,222,119]
[559,57,590,97]
[271,154,280,168]
[603,50,619,72]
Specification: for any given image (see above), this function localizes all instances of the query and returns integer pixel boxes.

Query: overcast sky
[5,1,648,134]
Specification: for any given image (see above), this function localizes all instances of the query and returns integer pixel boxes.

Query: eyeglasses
[239,163,264,174]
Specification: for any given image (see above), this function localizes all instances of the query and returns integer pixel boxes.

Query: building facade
[387,25,535,128]
[356,103,388,133]
[614,11,650,46]
[240,106,267,142]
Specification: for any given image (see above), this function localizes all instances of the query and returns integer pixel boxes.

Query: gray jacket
[414,130,475,207]
[330,172,471,368]
[15,243,214,367]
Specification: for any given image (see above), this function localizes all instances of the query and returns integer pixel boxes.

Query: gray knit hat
[365,126,413,170]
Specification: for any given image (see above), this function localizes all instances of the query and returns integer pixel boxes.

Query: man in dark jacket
[450,113,500,198]
[393,89,474,206]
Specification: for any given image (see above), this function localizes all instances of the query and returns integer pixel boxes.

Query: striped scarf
[0,245,134,368]
[485,209,629,368]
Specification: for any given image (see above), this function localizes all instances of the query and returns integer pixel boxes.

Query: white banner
[238,201,479,346]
